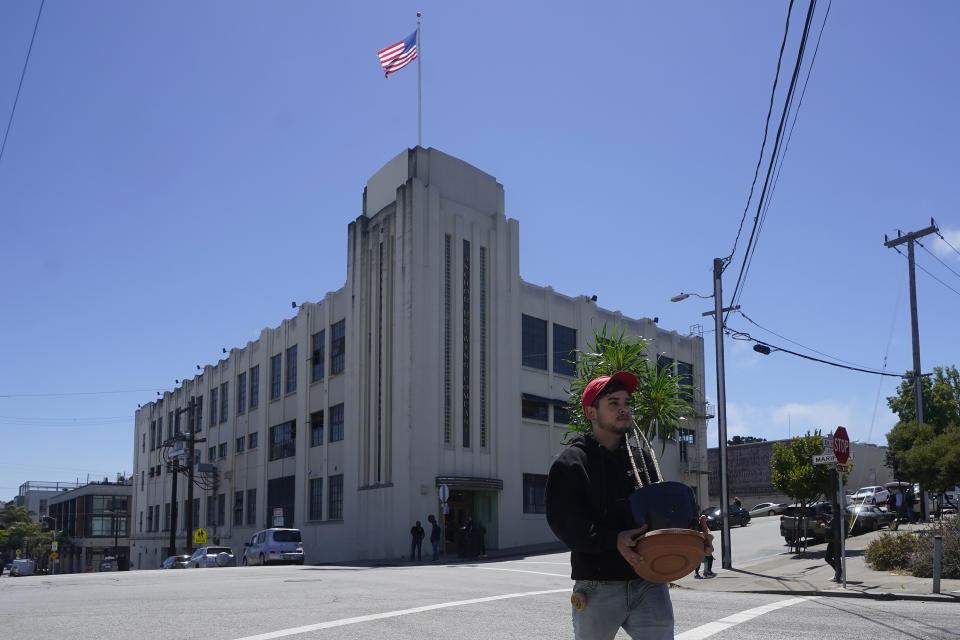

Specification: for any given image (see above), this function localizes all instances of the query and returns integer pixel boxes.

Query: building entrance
[442,489,497,557]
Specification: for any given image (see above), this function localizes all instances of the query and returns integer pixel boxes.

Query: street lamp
[671,258,740,570]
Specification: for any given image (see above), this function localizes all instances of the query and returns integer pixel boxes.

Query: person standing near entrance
[546,371,713,640]
[410,520,425,561]
[427,514,441,561]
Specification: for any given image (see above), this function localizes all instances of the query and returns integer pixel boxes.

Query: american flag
[377,30,418,78]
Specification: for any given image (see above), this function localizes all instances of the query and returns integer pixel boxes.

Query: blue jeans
[571,579,673,640]
[431,539,440,561]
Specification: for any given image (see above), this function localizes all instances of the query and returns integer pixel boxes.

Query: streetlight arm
[670,292,713,302]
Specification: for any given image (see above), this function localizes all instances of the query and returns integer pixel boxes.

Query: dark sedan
[844,504,895,535]
[701,504,751,530]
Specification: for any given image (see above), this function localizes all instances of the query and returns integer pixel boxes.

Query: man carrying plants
[546,368,712,640]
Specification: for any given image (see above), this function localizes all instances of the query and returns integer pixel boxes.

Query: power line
[0,0,45,167]
[0,388,162,398]
[892,244,960,298]
[727,327,906,378]
[917,238,960,281]
[728,0,819,312]
[736,309,864,368]
[732,0,832,308]
[724,0,797,267]
[935,229,960,259]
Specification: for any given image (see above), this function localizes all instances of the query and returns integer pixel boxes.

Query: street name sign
[813,453,837,465]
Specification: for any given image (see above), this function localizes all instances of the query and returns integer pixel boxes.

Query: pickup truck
[779,502,833,544]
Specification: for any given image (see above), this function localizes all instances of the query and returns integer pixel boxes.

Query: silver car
[188,546,236,568]
[242,528,305,566]
[748,502,785,517]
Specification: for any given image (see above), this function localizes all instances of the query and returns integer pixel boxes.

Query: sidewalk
[672,522,960,602]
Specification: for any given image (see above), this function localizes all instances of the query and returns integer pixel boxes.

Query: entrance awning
[435,476,503,491]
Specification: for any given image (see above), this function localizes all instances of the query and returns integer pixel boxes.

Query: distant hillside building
[131,148,710,566]
[707,439,893,506]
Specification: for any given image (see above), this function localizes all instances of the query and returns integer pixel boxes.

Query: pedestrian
[733,497,742,509]
[409,520,425,561]
[546,371,713,640]
[427,514,441,561]
[693,549,715,579]
[894,489,906,522]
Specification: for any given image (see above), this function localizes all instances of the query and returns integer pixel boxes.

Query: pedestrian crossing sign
[194,528,207,544]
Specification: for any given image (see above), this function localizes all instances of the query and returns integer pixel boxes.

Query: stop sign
[833,426,850,464]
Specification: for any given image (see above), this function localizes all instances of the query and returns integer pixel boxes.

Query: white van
[10,559,35,577]
[241,528,304,566]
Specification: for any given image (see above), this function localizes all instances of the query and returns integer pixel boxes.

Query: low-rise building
[48,480,132,572]
[132,147,710,566]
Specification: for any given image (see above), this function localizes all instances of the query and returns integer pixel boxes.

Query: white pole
[417,12,422,147]
[839,466,846,588]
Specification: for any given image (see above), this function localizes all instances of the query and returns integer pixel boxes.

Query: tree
[564,325,692,449]
[770,431,835,552]
[887,365,960,434]
[729,435,766,445]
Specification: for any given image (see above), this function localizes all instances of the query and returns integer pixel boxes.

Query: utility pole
[167,444,179,558]
[885,219,938,521]
[711,258,732,569]
[185,395,196,555]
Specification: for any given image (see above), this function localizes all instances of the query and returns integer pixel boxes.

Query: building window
[192,498,199,529]
[248,431,259,449]
[207,496,216,526]
[249,365,259,409]
[328,474,344,520]
[522,314,547,369]
[149,422,156,451]
[220,382,229,423]
[270,354,282,400]
[163,503,171,531]
[285,345,298,394]
[553,324,577,376]
[157,416,163,445]
[443,234,452,444]
[553,404,571,425]
[679,427,695,462]
[174,409,181,435]
[310,411,324,447]
[246,488,257,526]
[522,396,549,422]
[218,442,227,458]
[210,388,218,426]
[233,491,244,526]
[167,411,173,438]
[329,403,344,442]
[462,238,471,448]
[208,446,216,462]
[523,473,547,514]
[217,493,225,527]
[311,330,325,382]
[237,372,247,414]
[309,477,323,520]
[146,507,153,532]
[267,475,295,529]
[269,420,296,461]
[236,436,245,453]
[480,246,488,448]
[331,320,346,374]
[195,396,203,432]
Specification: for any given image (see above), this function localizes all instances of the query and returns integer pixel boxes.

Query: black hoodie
[545,432,659,581]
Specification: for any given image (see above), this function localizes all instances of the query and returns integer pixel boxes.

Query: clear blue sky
[2,2,958,500]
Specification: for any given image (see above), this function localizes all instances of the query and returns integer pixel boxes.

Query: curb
[670,582,960,603]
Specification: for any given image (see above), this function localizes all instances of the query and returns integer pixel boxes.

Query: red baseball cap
[581,371,639,412]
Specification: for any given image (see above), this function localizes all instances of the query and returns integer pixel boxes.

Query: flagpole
[417,11,422,147]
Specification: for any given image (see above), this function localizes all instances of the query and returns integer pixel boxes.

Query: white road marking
[675,596,816,640]
[231,588,569,640]
[501,560,569,566]
[467,566,569,577]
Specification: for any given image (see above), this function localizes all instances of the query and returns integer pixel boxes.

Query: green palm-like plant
[563,325,693,448]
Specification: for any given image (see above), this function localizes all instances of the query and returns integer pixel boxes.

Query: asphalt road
[2,547,956,640]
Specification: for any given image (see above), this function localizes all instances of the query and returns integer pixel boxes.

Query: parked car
[883,481,934,518]
[242,528,305,566]
[161,554,192,569]
[98,557,118,572]
[780,502,833,544]
[701,504,750,530]
[844,504,895,535]
[9,559,36,577]
[748,502,785,517]
[188,546,236,568]
[852,486,890,505]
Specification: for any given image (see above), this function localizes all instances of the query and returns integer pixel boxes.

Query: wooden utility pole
[884,218,938,520]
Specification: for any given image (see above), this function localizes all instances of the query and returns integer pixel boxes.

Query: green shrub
[909,516,960,579]
[864,532,919,571]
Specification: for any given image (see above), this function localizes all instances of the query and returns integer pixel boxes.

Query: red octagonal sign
[833,426,850,464]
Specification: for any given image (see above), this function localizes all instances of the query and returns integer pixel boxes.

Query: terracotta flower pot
[628,481,706,583]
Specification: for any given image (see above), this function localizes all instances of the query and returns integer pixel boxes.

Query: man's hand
[698,515,714,555]
[616,525,649,569]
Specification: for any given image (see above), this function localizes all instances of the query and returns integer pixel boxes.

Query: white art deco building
[131,148,709,568]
